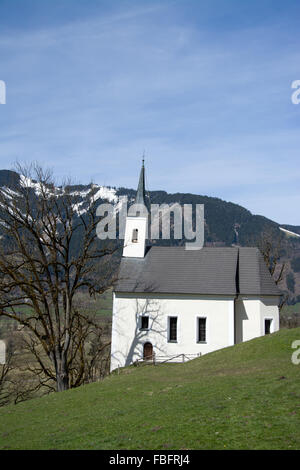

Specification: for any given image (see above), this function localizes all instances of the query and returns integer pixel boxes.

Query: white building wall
[235,295,279,343]
[259,296,280,335]
[110,293,236,371]
[122,217,147,258]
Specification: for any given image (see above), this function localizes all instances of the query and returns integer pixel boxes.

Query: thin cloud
[0,0,299,224]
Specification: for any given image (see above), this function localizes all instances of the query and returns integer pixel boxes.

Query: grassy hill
[0,327,300,450]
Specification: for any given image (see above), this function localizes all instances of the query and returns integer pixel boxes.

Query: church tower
[122,160,149,258]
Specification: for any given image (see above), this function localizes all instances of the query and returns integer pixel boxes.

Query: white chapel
[110,163,280,371]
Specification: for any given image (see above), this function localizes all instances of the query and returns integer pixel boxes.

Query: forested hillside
[1,169,300,302]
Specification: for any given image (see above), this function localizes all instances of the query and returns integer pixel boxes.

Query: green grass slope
[1,328,300,450]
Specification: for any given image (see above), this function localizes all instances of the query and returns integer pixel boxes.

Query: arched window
[132,228,138,243]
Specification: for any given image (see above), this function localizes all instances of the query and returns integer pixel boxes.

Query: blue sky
[0,0,300,224]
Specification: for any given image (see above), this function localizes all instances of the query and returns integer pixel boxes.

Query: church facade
[110,164,280,372]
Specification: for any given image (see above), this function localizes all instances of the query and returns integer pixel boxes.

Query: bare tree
[0,163,117,392]
[0,350,13,407]
[257,229,286,285]
[256,228,287,310]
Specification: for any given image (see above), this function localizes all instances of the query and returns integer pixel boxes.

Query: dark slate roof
[238,247,280,296]
[115,246,280,296]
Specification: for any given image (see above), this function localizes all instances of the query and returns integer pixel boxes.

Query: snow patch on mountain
[20,175,53,197]
[72,201,87,217]
[279,227,300,238]
[19,175,118,205]
[92,186,118,203]
[70,188,92,198]
[1,187,21,199]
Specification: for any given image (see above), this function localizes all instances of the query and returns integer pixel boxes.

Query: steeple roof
[135,159,148,209]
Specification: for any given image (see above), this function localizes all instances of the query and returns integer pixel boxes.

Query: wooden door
[143,342,153,360]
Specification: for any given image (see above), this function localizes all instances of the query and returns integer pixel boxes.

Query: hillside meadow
[0,327,300,450]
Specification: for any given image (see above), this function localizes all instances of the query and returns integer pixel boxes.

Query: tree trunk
[55,355,69,392]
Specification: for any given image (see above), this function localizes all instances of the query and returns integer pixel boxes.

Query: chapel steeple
[135,158,147,207]
[122,160,149,258]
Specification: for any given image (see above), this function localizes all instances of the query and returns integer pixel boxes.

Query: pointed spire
[135,158,147,208]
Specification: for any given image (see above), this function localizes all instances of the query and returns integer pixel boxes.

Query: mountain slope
[1,168,297,245]
[1,169,300,301]
[0,327,299,450]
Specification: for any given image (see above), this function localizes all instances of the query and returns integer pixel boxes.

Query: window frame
[139,315,149,331]
[196,316,207,344]
[132,228,138,243]
[264,318,273,335]
[168,316,178,343]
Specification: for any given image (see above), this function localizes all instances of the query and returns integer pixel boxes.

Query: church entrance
[143,342,153,360]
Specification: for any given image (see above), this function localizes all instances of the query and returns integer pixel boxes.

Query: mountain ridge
[1,168,300,302]
[1,168,297,237]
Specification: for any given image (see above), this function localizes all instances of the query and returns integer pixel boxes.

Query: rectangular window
[132,229,138,243]
[265,319,272,335]
[168,317,177,342]
[140,316,149,330]
[198,317,206,343]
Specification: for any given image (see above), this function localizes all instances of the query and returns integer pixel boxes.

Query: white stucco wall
[259,296,280,335]
[0,340,5,365]
[110,292,236,371]
[122,217,147,258]
[235,295,279,343]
